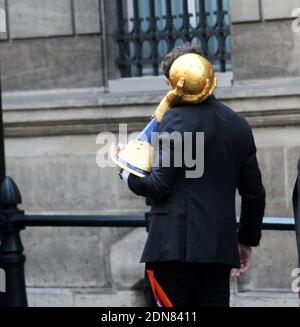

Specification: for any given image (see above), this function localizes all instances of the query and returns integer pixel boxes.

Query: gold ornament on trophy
[111,53,217,177]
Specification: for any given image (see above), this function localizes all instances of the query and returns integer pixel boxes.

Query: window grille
[117,0,231,77]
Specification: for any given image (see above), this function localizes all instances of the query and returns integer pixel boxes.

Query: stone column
[104,0,121,80]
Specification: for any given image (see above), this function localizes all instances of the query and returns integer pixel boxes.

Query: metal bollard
[0,176,28,307]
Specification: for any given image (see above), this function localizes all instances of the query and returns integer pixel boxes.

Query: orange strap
[146,268,173,307]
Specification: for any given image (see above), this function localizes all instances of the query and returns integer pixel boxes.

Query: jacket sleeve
[293,160,300,251]
[237,124,266,247]
[128,109,182,201]
[293,177,298,221]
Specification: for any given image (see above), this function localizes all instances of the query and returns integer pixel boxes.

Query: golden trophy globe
[111,53,217,177]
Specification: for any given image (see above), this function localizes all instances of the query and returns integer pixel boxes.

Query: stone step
[26,288,299,307]
[231,291,299,307]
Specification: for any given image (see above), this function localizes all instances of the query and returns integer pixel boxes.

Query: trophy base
[111,156,149,178]
[110,139,154,178]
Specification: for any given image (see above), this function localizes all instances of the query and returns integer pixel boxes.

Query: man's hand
[109,143,125,158]
[109,143,131,185]
[231,244,252,277]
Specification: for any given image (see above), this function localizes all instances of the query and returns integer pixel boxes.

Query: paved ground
[231,292,299,307]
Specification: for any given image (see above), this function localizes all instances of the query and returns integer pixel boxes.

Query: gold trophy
[111,53,217,177]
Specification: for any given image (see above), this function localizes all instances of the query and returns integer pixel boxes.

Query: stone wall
[230,0,300,80]
[0,0,106,91]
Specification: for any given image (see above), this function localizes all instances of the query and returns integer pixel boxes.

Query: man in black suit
[116,44,266,307]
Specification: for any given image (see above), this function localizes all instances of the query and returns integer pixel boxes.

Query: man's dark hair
[161,43,204,79]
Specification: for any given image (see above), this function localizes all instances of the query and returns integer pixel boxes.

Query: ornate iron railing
[117,0,231,77]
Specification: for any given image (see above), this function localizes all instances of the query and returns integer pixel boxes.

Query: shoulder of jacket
[159,106,187,134]
[211,100,253,144]
[160,106,185,123]
[214,100,250,127]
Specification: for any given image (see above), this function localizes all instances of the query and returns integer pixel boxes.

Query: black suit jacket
[128,95,266,268]
[293,160,300,285]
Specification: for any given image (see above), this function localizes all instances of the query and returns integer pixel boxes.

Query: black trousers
[144,261,232,307]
